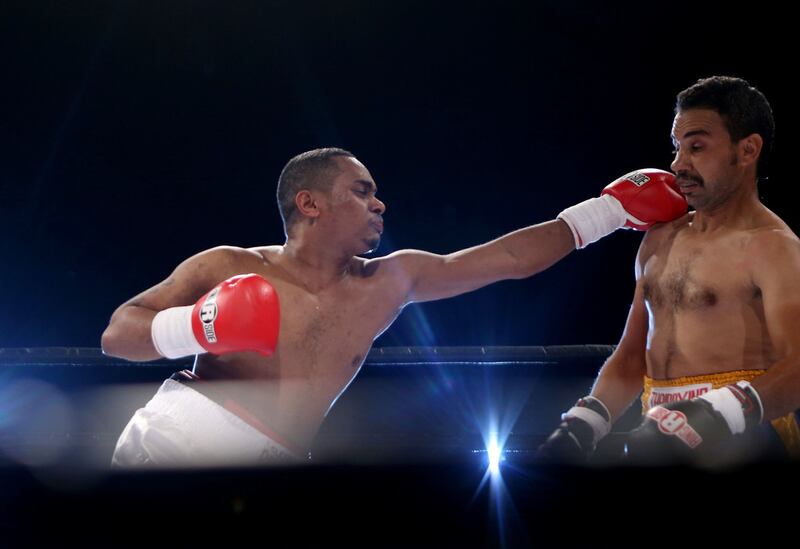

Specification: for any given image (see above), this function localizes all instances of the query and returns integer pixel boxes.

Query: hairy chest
[642,239,759,313]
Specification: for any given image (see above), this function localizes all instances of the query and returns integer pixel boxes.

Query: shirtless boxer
[539,76,800,466]
[102,149,686,467]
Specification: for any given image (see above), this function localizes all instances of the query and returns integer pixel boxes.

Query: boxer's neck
[690,187,762,233]
[280,240,354,291]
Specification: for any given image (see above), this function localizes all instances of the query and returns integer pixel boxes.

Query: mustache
[675,172,704,186]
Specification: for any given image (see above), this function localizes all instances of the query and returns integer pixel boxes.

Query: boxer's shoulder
[359,250,426,283]
[191,244,271,264]
[177,246,279,286]
[636,212,691,267]
[350,255,400,286]
[742,226,800,275]
[648,211,693,240]
[246,245,284,264]
[745,224,799,251]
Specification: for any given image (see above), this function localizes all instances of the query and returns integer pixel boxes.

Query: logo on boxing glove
[198,287,220,343]
[625,172,651,187]
[648,406,703,448]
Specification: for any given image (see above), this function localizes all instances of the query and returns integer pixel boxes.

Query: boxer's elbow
[598,349,646,387]
[100,307,155,361]
[100,322,126,359]
[101,326,160,362]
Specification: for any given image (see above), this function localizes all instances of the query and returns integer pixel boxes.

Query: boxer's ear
[738,133,763,168]
[295,190,320,219]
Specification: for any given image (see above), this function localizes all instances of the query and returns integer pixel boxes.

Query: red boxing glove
[151,274,280,359]
[601,169,687,230]
[191,274,280,356]
[558,168,688,248]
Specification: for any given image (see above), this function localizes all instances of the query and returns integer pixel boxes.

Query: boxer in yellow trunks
[539,76,800,466]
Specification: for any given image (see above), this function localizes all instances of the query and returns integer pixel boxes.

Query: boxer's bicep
[614,281,649,365]
[751,233,800,358]
[123,247,244,313]
[122,277,181,312]
[748,233,800,418]
[365,250,435,304]
[381,246,514,304]
[613,227,660,366]
[102,247,245,359]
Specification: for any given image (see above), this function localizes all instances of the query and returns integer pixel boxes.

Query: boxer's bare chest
[642,229,756,315]
[274,277,402,370]
[641,227,768,377]
[199,253,405,391]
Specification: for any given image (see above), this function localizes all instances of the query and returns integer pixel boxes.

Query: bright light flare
[486,431,503,475]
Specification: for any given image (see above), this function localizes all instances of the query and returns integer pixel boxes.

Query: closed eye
[353,179,378,196]
[672,142,703,155]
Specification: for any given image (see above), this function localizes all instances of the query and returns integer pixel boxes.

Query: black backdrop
[2,0,796,349]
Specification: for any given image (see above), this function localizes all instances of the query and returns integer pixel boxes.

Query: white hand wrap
[557,194,643,248]
[699,381,763,435]
[563,397,612,447]
[150,306,206,359]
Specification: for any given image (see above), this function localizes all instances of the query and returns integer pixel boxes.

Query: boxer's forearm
[401,220,575,303]
[492,219,575,279]
[101,305,162,362]
[751,356,800,421]
[591,359,645,424]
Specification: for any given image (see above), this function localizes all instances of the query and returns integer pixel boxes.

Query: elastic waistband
[643,369,766,391]
[642,370,766,413]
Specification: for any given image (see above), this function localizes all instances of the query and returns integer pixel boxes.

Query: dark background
[1,0,795,349]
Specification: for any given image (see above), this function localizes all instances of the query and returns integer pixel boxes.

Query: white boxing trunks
[111,376,302,468]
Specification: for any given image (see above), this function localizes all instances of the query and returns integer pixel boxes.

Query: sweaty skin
[102,156,576,453]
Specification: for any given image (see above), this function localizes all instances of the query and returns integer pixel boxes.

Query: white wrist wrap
[557,194,629,248]
[735,380,764,424]
[563,404,611,446]
[700,386,746,435]
[151,306,206,359]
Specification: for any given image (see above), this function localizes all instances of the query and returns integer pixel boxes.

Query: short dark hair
[676,76,774,179]
[276,147,355,232]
